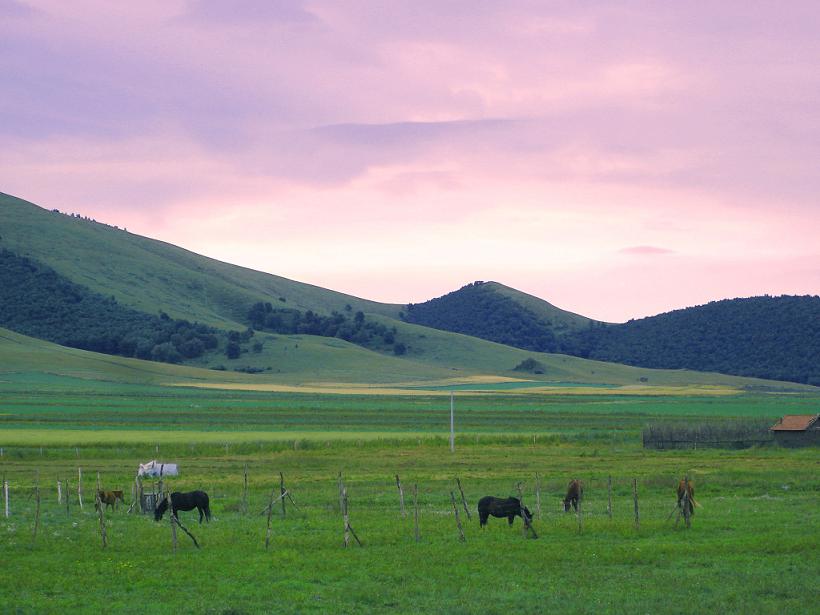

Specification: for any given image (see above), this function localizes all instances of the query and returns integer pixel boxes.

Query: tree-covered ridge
[561,296,820,385]
[403,281,560,352]
[0,249,225,364]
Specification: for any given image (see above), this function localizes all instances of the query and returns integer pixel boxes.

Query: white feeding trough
[137,460,179,478]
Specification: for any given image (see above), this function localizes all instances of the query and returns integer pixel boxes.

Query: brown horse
[95,490,124,512]
[563,479,583,512]
[676,479,699,516]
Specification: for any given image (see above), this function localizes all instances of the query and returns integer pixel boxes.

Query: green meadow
[1,377,818,614]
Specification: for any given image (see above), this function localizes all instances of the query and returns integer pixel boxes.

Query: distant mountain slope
[0,193,401,328]
[403,281,595,352]
[560,296,820,385]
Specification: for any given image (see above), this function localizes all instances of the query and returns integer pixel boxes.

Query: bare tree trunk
[632,478,640,530]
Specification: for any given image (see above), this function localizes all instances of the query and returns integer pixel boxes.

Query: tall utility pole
[449,392,455,452]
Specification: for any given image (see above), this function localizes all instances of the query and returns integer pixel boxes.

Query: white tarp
[137,460,179,477]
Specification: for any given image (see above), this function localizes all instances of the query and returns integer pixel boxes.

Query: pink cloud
[619,246,675,256]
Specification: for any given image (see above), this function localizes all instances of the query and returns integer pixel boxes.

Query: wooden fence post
[340,485,363,548]
[607,475,612,520]
[413,483,420,543]
[65,478,70,517]
[167,492,177,553]
[32,483,41,545]
[3,477,8,518]
[57,479,62,505]
[632,478,640,530]
[535,472,542,520]
[456,478,471,521]
[342,485,350,547]
[96,491,107,548]
[265,486,275,550]
[683,475,691,529]
[242,464,249,514]
[450,491,465,542]
[516,482,538,539]
[279,472,286,518]
[77,467,83,510]
[396,474,406,517]
[576,490,583,534]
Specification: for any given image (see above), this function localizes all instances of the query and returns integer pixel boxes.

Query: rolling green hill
[0,192,401,329]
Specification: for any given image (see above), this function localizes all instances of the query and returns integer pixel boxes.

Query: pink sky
[2,0,818,322]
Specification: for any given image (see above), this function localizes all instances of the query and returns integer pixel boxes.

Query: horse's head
[154,498,167,521]
[522,505,533,520]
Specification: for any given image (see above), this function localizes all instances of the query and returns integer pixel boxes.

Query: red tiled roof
[770,414,819,431]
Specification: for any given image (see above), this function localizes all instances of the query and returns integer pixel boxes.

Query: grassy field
[1,381,818,614]
[1,437,817,614]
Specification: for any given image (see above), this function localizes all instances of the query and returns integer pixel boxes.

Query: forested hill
[404,285,819,385]
[402,281,594,352]
[560,296,820,385]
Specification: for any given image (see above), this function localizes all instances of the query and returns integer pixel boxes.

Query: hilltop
[403,281,595,352]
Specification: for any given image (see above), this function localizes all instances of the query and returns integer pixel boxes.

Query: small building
[769,414,820,447]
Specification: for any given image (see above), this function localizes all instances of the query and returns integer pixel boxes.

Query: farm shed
[769,414,820,447]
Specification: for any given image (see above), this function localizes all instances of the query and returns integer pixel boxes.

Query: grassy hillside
[0,193,401,328]
[2,326,811,394]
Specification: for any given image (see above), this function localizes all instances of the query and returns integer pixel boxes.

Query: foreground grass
[1,439,818,614]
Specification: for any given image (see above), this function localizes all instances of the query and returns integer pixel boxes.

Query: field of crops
[0,384,818,613]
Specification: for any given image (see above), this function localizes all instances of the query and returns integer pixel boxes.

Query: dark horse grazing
[563,479,583,512]
[477,496,532,527]
[154,491,211,524]
[676,479,699,517]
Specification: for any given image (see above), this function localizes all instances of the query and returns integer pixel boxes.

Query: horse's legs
[198,506,204,524]
[479,513,488,527]
[508,514,515,526]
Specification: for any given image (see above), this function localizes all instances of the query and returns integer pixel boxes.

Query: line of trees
[248,302,406,354]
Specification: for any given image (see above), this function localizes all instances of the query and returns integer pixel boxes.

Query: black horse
[154,490,211,524]
[477,496,532,527]
[563,479,583,512]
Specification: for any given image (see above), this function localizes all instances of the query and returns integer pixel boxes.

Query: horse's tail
[205,504,212,521]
